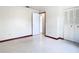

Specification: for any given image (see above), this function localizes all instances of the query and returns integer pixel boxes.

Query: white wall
[0,6,74,40]
[0,7,39,40]
[45,6,74,38]
[45,7,59,38]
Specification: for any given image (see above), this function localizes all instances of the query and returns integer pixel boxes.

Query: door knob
[77,26,79,28]
[71,25,72,27]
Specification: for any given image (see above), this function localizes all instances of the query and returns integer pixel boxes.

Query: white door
[64,11,69,40]
[74,7,79,42]
[33,12,40,35]
[68,9,74,41]
[64,9,74,41]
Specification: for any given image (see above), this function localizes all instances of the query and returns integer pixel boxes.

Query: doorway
[33,12,40,35]
[32,12,46,35]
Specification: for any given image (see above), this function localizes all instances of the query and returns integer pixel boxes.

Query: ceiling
[30,6,46,12]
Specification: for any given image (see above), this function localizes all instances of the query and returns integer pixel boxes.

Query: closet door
[68,9,74,41]
[64,9,74,41]
[64,10,69,40]
[74,7,79,42]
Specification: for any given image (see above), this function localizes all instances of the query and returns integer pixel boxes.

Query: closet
[64,7,79,43]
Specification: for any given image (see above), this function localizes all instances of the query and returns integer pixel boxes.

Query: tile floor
[0,35,79,53]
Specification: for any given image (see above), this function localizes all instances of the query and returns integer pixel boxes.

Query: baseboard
[45,35,64,40]
[0,35,32,43]
[57,37,64,40]
[45,35,58,40]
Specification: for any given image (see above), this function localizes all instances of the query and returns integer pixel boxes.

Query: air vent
[26,6,30,8]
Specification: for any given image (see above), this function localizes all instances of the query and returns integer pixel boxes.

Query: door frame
[31,12,46,36]
[39,12,46,35]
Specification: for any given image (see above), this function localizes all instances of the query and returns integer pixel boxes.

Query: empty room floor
[0,35,79,53]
